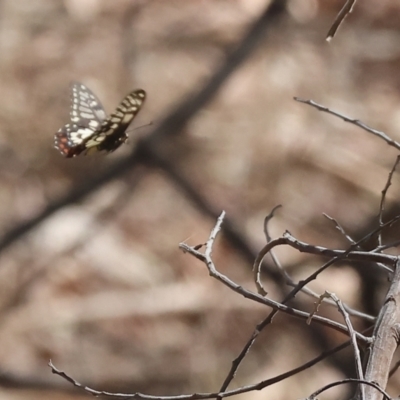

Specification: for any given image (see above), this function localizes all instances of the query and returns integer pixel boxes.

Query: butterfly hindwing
[54,83,146,158]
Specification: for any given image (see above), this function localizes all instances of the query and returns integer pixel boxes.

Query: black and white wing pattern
[55,82,146,158]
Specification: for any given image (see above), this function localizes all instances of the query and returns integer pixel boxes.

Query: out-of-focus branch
[0,0,287,256]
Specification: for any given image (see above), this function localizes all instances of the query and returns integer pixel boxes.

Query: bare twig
[254,228,397,281]
[326,0,357,42]
[307,378,390,400]
[294,97,400,151]
[260,209,374,320]
[218,205,369,399]
[364,259,400,398]
[323,212,392,278]
[180,214,370,341]
[49,338,362,399]
[253,204,282,295]
[323,213,356,245]
[378,155,400,246]
[326,292,365,400]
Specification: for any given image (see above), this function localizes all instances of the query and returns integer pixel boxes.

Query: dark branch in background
[326,0,357,42]
[0,0,287,258]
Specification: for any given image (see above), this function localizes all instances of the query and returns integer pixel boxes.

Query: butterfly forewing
[70,82,106,126]
[54,83,146,158]
[83,89,146,153]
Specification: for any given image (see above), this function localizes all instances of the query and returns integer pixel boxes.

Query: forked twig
[326,292,365,400]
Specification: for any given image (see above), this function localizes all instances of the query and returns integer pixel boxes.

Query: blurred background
[0,0,400,399]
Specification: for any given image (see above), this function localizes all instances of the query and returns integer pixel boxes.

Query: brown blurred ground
[0,0,399,399]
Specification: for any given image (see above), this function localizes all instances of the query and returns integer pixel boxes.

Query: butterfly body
[55,83,146,158]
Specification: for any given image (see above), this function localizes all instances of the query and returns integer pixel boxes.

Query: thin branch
[323,212,391,279]
[253,204,282,295]
[323,213,356,245]
[378,155,400,246]
[326,0,357,42]
[326,292,365,400]
[49,337,359,399]
[260,211,376,322]
[307,378,390,400]
[294,97,400,151]
[180,215,370,342]
[254,228,397,281]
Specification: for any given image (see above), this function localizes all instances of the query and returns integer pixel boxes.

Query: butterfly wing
[55,84,146,157]
[69,82,107,126]
[83,89,146,154]
[55,83,107,157]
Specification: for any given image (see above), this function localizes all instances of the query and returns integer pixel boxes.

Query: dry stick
[218,205,337,399]
[294,97,400,257]
[217,205,281,400]
[363,259,400,399]
[180,214,369,341]
[326,0,357,42]
[294,97,400,152]
[253,204,282,295]
[49,213,381,399]
[326,292,365,400]
[378,155,400,247]
[0,0,287,256]
[48,341,368,400]
[282,230,395,271]
[216,329,358,400]
[254,223,399,282]
[307,378,390,400]
[182,214,375,400]
[323,213,357,245]
[220,159,400,397]
[260,207,374,321]
[249,216,400,354]
[323,212,391,285]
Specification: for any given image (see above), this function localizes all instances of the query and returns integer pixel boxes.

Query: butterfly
[54,82,146,158]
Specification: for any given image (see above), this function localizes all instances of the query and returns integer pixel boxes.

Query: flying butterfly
[54,82,146,158]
